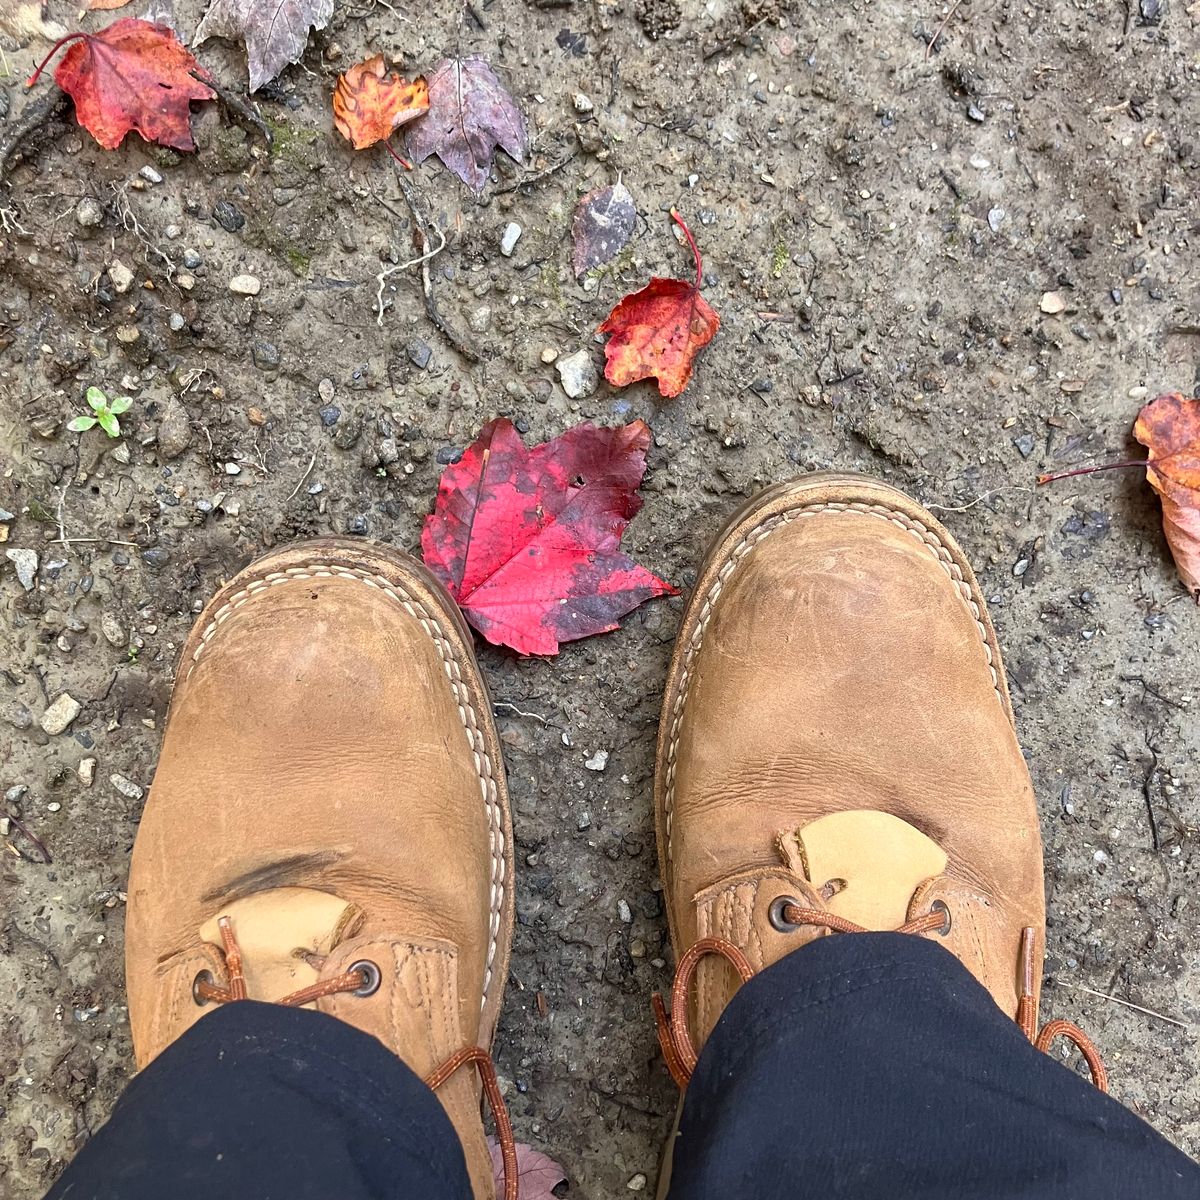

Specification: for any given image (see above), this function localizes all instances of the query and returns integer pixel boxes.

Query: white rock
[557,349,598,399]
[101,611,126,647]
[109,258,135,294]
[1039,291,1066,314]
[6,547,38,590]
[229,274,262,296]
[40,693,82,736]
[628,1175,648,1192]
[139,165,163,184]
[79,758,97,786]
[585,748,609,771]
[500,223,522,257]
[617,898,632,922]
[573,92,594,112]
[111,774,144,801]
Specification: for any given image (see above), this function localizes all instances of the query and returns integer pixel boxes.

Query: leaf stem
[669,208,703,289]
[384,138,412,171]
[26,32,88,88]
[1037,459,1146,485]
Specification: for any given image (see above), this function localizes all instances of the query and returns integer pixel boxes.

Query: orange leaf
[27,19,214,152]
[1134,392,1200,600]
[332,54,429,151]
[598,209,719,398]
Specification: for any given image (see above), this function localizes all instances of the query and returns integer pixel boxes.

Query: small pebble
[252,341,281,369]
[214,199,245,232]
[628,1175,648,1192]
[229,274,262,296]
[164,224,182,239]
[573,93,594,112]
[182,249,203,269]
[540,347,557,364]
[1039,291,1066,314]
[169,313,186,332]
[347,515,369,535]
[556,350,598,399]
[318,378,336,402]
[585,749,609,771]
[408,339,432,370]
[75,196,104,228]
[617,898,632,922]
[3,701,32,730]
[6,547,38,590]
[101,611,126,647]
[224,462,242,475]
[139,165,163,184]
[79,758,97,786]
[500,222,522,257]
[157,397,192,460]
[110,774,144,801]
[40,693,82,736]
[109,259,135,294]
[987,207,1005,233]
[176,272,196,291]
[319,405,341,427]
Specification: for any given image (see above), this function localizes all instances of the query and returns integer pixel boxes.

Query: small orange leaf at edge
[1133,392,1200,600]
[332,54,429,151]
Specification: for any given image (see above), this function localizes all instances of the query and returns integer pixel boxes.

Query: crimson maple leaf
[27,19,215,151]
[421,418,677,656]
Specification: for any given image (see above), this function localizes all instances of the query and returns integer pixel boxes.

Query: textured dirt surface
[2,0,1199,1194]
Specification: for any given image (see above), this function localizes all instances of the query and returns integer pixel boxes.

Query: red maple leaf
[421,418,677,656]
[27,19,215,151]
[598,209,720,398]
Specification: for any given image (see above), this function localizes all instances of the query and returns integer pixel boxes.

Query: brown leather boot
[126,539,516,1200]
[653,474,1103,1100]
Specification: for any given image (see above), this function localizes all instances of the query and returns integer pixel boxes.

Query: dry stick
[493,151,577,195]
[375,226,446,325]
[190,69,273,148]
[286,451,317,501]
[925,0,966,60]
[1037,459,1145,485]
[0,88,70,187]
[391,164,481,362]
[1056,981,1189,1030]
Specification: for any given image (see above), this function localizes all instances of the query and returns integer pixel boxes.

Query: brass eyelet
[349,959,382,997]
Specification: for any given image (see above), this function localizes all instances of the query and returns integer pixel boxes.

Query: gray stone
[556,349,598,399]
[229,274,262,296]
[182,249,203,269]
[3,701,32,730]
[101,611,126,647]
[169,313,186,332]
[40,693,82,736]
[500,222,522,257]
[157,398,192,460]
[252,341,281,368]
[139,165,163,184]
[407,339,432,369]
[109,259,135,293]
[468,305,492,333]
[214,200,245,232]
[6,548,38,590]
[110,773,144,801]
[76,196,104,228]
[987,207,1006,233]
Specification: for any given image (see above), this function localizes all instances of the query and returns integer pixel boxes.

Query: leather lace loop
[653,910,1108,1094]
[195,915,520,1200]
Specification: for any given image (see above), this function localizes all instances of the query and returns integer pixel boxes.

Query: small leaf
[86,386,108,411]
[573,182,636,277]
[98,411,121,438]
[194,0,334,93]
[332,55,429,150]
[108,395,133,415]
[67,415,98,432]
[487,1138,567,1200]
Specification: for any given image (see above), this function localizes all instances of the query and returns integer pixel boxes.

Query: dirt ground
[2,0,1199,1193]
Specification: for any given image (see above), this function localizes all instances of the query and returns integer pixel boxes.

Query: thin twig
[375,226,446,326]
[925,0,965,59]
[926,486,1034,513]
[286,452,317,501]
[494,701,553,725]
[493,152,578,195]
[190,69,273,148]
[1055,981,1189,1030]
[5,814,51,864]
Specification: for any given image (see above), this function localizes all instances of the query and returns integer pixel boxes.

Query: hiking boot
[653,473,1102,1094]
[126,539,516,1200]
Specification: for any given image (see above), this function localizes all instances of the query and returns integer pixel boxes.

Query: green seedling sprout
[67,387,132,439]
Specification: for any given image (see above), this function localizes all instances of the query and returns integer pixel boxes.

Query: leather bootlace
[196,916,519,1200]
[653,905,1107,1094]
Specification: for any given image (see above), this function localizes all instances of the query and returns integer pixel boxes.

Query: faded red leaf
[1134,392,1200,599]
[598,210,719,398]
[488,1138,567,1200]
[195,0,333,93]
[573,181,636,277]
[421,418,677,656]
[405,55,526,191]
[26,19,214,151]
[332,55,429,151]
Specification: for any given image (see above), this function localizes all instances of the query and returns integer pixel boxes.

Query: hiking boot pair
[126,474,1100,1200]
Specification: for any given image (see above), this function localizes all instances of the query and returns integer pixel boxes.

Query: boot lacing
[195,916,519,1200]
[653,907,1107,1094]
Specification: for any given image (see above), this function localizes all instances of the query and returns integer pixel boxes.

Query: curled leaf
[194,0,333,93]
[332,55,429,150]
[1134,392,1200,599]
[598,210,719,398]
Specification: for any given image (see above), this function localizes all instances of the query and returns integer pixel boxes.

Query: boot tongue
[793,810,948,929]
[199,887,364,1001]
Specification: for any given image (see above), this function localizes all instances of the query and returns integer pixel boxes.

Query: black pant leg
[45,1000,473,1200]
[667,933,1200,1200]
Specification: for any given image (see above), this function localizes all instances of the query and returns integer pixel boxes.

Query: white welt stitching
[186,562,506,1010]
[665,501,1003,865]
